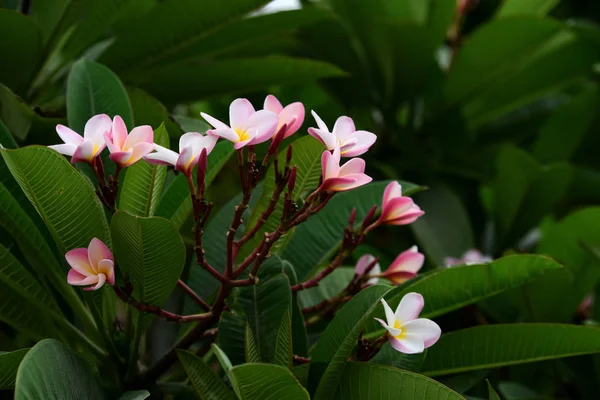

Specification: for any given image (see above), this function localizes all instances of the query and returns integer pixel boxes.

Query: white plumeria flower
[375,293,441,354]
[105,116,155,167]
[49,114,112,164]
[308,110,377,157]
[144,132,218,176]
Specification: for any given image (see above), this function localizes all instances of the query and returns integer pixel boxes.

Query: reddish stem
[177,280,210,311]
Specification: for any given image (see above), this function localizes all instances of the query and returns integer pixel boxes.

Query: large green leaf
[2,146,111,251]
[0,10,43,94]
[496,0,559,17]
[363,255,563,337]
[420,324,600,376]
[228,363,309,400]
[110,211,186,339]
[127,87,182,141]
[335,362,464,400]
[15,339,104,400]
[124,56,344,104]
[0,244,62,340]
[297,267,354,309]
[309,284,394,399]
[99,0,270,71]
[176,350,236,400]
[118,124,169,217]
[218,311,247,367]
[0,349,29,389]
[155,141,234,229]
[283,181,421,281]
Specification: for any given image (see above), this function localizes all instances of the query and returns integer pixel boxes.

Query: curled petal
[308,128,336,150]
[244,109,278,144]
[67,269,99,286]
[395,292,424,323]
[321,149,339,181]
[97,259,115,286]
[65,248,94,275]
[124,142,155,166]
[388,246,424,275]
[84,273,106,291]
[311,110,329,132]
[111,116,128,149]
[402,319,441,348]
[88,238,113,268]
[179,132,204,152]
[320,176,357,192]
[123,125,153,150]
[386,208,424,226]
[389,334,425,354]
[175,145,195,174]
[233,138,253,150]
[56,125,83,145]
[374,317,401,337]
[383,181,403,206]
[279,102,304,137]
[83,114,112,143]
[341,130,377,157]
[339,158,366,176]
[332,116,355,140]
[109,150,133,166]
[144,145,179,167]
[380,298,396,328]
[383,271,417,285]
[264,94,283,113]
[200,112,229,130]
[48,143,78,157]
[71,140,97,164]
[230,98,255,129]
[344,173,372,190]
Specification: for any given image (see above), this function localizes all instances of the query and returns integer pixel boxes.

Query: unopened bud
[196,148,208,189]
[286,145,293,167]
[362,205,378,227]
[268,124,287,156]
[287,167,297,192]
[348,208,357,226]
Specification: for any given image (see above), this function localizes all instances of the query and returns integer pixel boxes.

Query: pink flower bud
[66,238,115,291]
[378,182,424,225]
[318,146,372,192]
[381,246,424,285]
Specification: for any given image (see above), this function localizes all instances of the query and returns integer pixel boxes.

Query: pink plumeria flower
[308,111,377,157]
[105,116,154,167]
[144,132,218,176]
[319,146,372,192]
[66,238,115,291]
[378,181,424,225]
[355,254,381,285]
[49,114,112,164]
[375,293,441,354]
[263,95,305,139]
[201,98,278,149]
[444,249,492,267]
[381,246,424,285]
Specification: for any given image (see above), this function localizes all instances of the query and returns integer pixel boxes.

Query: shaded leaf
[228,363,309,400]
[0,348,29,389]
[177,350,236,400]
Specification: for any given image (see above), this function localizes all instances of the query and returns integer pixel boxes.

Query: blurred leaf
[0,348,28,390]
[497,382,541,400]
[283,181,421,281]
[438,370,489,394]
[334,363,464,400]
[118,124,169,217]
[15,339,103,400]
[99,0,271,71]
[124,56,344,104]
[110,211,186,352]
[364,255,563,337]
[487,380,502,400]
[228,363,309,400]
[420,324,600,376]
[211,343,233,374]
[0,244,62,340]
[117,391,150,400]
[218,311,247,367]
[411,183,474,265]
[533,86,600,163]
[1,146,111,251]
[496,0,559,17]
[309,284,393,399]
[0,10,43,95]
[155,141,234,229]
[0,118,17,148]
[245,323,260,363]
[297,267,354,309]
[127,87,182,141]
[177,350,236,400]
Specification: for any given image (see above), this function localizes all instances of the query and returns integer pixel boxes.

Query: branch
[177,280,210,311]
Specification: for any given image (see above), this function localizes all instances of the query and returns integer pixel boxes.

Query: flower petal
[200,112,229,130]
[380,298,395,328]
[144,144,179,167]
[179,132,203,153]
[308,128,336,150]
[230,98,255,129]
[311,110,329,132]
[383,181,402,206]
[109,150,133,166]
[56,125,83,145]
[124,125,153,150]
[332,116,355,140]
[388,246,424,275]
[97,259,115,286]
[341,130,377,157]
[389,334,425,354]
[341,173,372,190]
[207,128,239,143]
[67,269,98,286]
[84,273,106,291]
[279,102,305,138]
[176,145,196,173]
[48,143,78,156]
[402,318,441,348]
[374,317,401,337]
[83,114,112,143]
[71,140,97,164]
[386,208,424,225]
[124,142,154,166]
[65,248,94,275]
[355,254,377,276]
[321,150,339,181]
[320,177,358,192]
[339,158,366,176]
[382,197,416,220]
[264,94,283,113]
[233,139,253,149]
[367,263,381,285]
[88,238,113,268]
[111,116,128,149]
[244,110,278,144]
[395,292,424,323]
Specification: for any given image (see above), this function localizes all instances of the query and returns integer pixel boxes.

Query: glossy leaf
[335,362,464,400]
[496,0,559,17]
[0,349,28,389]
[228,363,309,400]
[420,324,600,376]
[118,124,169,217]
[177,350,236,400]
[212,343,233,373]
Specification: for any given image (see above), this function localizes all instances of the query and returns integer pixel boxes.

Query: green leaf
[487,380,502,400]
[0,244,62,340]
[211,343,233,373]
[309,284,394,399]
[67,59,134,135]
[245,323,261,363]
[217,311,246,367]
[335,362,464,400]
[0,115,17,148]
[0,349,29,389]
[127,87,182,141]
[297,267,354,309]
[118,124,169,217]
[0,10,43,94]
[15,339,103,400]
[273,309,292,368]
[363,255,563,337]
[117,391,150,400]
[420,324,600,376]
[177,350,236,400]
[124,56,344,104]
[496,0,559,17]
[228,363,309,400]
[370,342,427,372]
[533,87,600,163]
[411,183,474,265]
[1,146,111,251]
[283,181,421,281]
[155,141,234,229]
[110,211,185,344]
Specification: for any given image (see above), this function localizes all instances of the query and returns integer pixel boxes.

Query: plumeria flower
[444,249,492,267]
[378,181,424,225]
[263,95,304,138]
[319,146,372,192]
[66,238,115,291]
[375,293,441,354]
[49,114,112,164]
[105,116,154,167]
[201,98,278,149]
[308,111,377,157]
[381,246,424,285]
[355,254,381,285]
[144,132,218,176]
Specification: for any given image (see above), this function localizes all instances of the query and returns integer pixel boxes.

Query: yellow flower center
[235,128,250,142]
[393,319,405,339]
